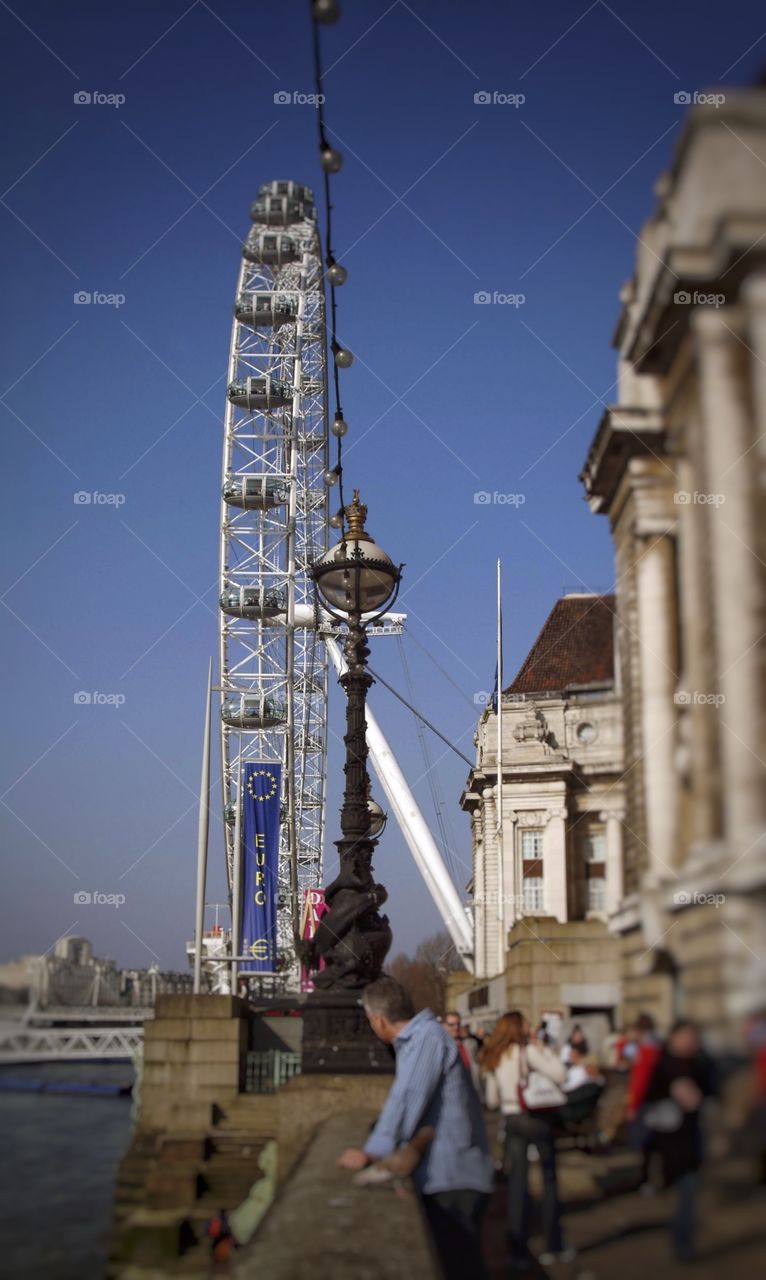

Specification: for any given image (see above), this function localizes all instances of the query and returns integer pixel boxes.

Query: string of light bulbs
[310,0,353,529]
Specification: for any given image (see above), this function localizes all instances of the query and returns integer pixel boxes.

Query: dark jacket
[644,1050,716,1182]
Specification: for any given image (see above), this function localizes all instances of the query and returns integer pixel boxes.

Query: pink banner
[299,887,328,992]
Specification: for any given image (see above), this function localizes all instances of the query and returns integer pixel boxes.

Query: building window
[582,829,607,862]
[468,985,489,1011]
[580,826,606,915]
[523,877,545,913]
[520,829,543,861]
[586,876,606,913]
[520,828,544,914]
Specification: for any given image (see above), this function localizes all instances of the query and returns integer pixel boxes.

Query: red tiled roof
[506,594,615,695]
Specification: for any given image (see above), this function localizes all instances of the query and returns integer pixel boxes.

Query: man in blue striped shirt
[337,976,493,1279]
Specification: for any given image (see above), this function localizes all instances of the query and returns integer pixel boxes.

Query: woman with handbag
[480,1011,574,1271]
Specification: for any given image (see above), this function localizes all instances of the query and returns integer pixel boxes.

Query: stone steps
[107,994,272,1277]
[108,1211,199,1272]
[112,1146,163,1224]
[158,1135,211,1163]
[185,1191,258,1229]
[208,1131,268,1158]
[215,1093,278,1138]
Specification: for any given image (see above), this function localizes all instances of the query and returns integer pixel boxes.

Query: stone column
[636,531,678,885]
[719,277,766,1029]
[676,450,721,848]
[694,306,763,847]
[472,810,487,980]
[605,810,624,916]
[545,809,568,922]
[506,810,520,930]
[482,785,502,976]
[743,273,766,546]
[495,786,518,956]
[743,277,766,820]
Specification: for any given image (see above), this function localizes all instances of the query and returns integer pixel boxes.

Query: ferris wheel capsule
[222,474,290,509]
[234,293,298,328]
[249,194,316,226]
[220,694,288,730]
[219,584,287,619]
[227,376,293,410]
[242,231,299,265]
[256,180,314,203]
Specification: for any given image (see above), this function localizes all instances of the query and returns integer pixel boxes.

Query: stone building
[454,594,625,1047]
[580,88,766,1047]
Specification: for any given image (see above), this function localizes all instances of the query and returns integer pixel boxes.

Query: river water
[0,1062,134,1280]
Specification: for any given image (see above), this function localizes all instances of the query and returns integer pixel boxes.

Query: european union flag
[240,763,281,972]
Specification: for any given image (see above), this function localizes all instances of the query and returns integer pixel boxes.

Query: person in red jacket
[624,1013,662,1188]
[626,1014,662,1116]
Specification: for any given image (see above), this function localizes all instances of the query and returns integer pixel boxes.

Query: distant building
[7,936,193,1010]
[455,594,625,1048]
[0,955,37,1005]
[580,88,766,1046]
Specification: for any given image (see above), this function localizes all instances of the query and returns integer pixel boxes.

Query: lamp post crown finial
[345,490,370,541]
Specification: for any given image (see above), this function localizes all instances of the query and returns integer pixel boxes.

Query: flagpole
[496,559,505,968]
[193,658,213,994]
[231,758,243,994]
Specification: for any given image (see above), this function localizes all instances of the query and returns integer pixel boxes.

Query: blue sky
[1,0,763,972]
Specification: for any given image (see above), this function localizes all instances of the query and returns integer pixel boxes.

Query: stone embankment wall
[230,1109,439,1280]
[109,994,417,1279]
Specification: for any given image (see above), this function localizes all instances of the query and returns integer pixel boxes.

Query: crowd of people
[335,978,763,1278]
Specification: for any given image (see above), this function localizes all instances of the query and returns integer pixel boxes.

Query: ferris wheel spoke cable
[405,626,481,711]
[364,655,473,770]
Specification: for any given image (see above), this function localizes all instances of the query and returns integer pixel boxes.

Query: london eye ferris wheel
[218,180,330,988]
[196,176,473,995]
[193,1,478,996]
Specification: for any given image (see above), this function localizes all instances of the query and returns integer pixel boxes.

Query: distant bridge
[0,1025,143,1062]
[25,1005,153,1024]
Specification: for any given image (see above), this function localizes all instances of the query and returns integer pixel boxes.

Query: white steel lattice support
[0,1026,144,1062]
[219,185,329,992]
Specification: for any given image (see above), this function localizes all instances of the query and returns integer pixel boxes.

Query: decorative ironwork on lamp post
[304,491,402,996]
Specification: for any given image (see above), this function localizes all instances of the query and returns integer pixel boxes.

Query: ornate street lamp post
[300,491,402,1071]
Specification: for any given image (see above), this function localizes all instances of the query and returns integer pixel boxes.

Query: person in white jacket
[481,1011,575,1270]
